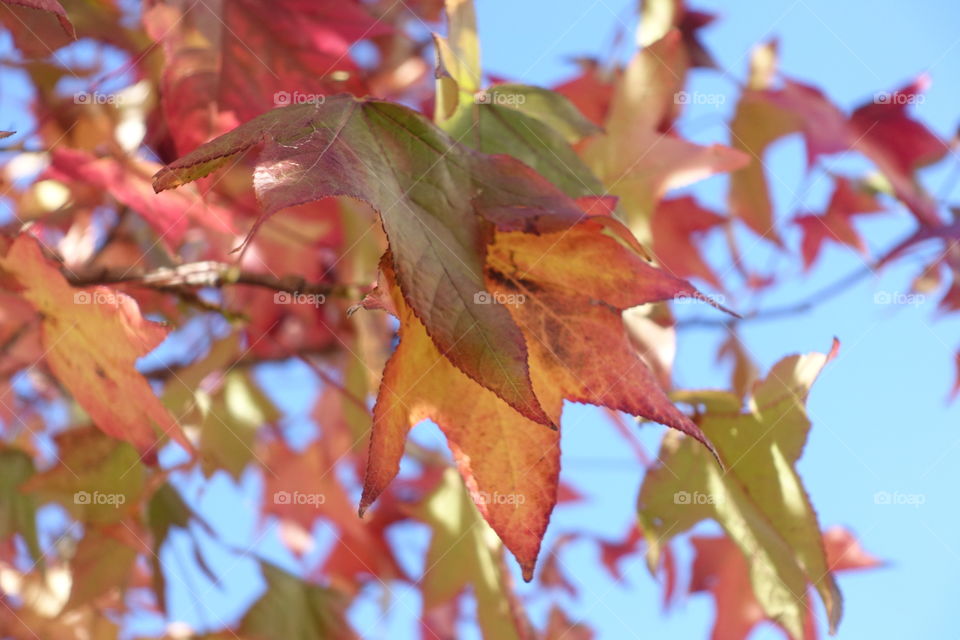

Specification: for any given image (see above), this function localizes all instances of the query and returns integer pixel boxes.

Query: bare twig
[64,261,356,298]
[676,229,926,329]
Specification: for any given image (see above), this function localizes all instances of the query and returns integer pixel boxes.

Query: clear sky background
[3,1,959,639]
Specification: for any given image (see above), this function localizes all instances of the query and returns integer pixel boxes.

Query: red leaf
[0,0,74,57]
[651,195,726,287]
[144,0,390,152]
[0,235,192,453]
[793,177,883,269]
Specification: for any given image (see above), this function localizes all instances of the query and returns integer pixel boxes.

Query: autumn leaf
[0,236,192,453]
[0,0,75,57]
[651,195,727,288]
[583,30,748,240]
[146,482,215,613]
[685,528,880,640]
[359,256,560,581]
[414,469,533,640]
[64,525,138,610]
[48,148,237,251]
[731,43,946,233]
[638,341,841,639]
[153,94,594,426]
[848,75,947,225]
[794,177,883,270]
[239,561,354,640]
[144,0,389,152]
[361,216,721,579]
[442,83,603,197]
[638,0,718,68]
[0,447,41,563]
[485,221,721,441]
[553,59,618,128]
[23,427,146,525]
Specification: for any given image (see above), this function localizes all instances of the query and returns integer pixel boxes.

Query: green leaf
[146,483,201,613]
[24,428,146,525]
[239,561,353,640]
[197,370,277,479]
[415,468,529,640]
[445,84,603,197]
[0,447,41,562]
[65,527,137,610]
[637,344,841,639]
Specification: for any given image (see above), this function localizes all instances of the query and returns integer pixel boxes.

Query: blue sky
[3,1,959,638]
[471,1,960,638]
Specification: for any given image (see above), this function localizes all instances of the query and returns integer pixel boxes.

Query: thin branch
[64,261,358,298]
[142,346,339,381]
[676,230,922,329]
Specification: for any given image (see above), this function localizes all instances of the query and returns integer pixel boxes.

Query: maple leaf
[0,236,192,453]
[638,0,718,68]
[23,427,147,525]
[433,1,603,198]
[848,75,947,225]
[146,482,217,614]
[144,0,390,152]
[361,216,721,579]
[48,148,237,251]
[64,525,138,610]
[553,59,618,128]
[638,341,841,639]
[583,31,748,240]
[153,95,595,426]
[239,561,355,640]
[0,0,74,57]
[359,257,560,581]
[413,468,533,640]
[651,195,727,288]
[441,83,603,197]
[730,42,946,234]
[544,606,593,640]
[726,40,799,241]
[686,527,880,640]
[793,177,883,270]
[0,447,41,563]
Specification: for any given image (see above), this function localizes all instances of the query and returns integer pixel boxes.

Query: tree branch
[64,261,357,298]
[676,229,927,329]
